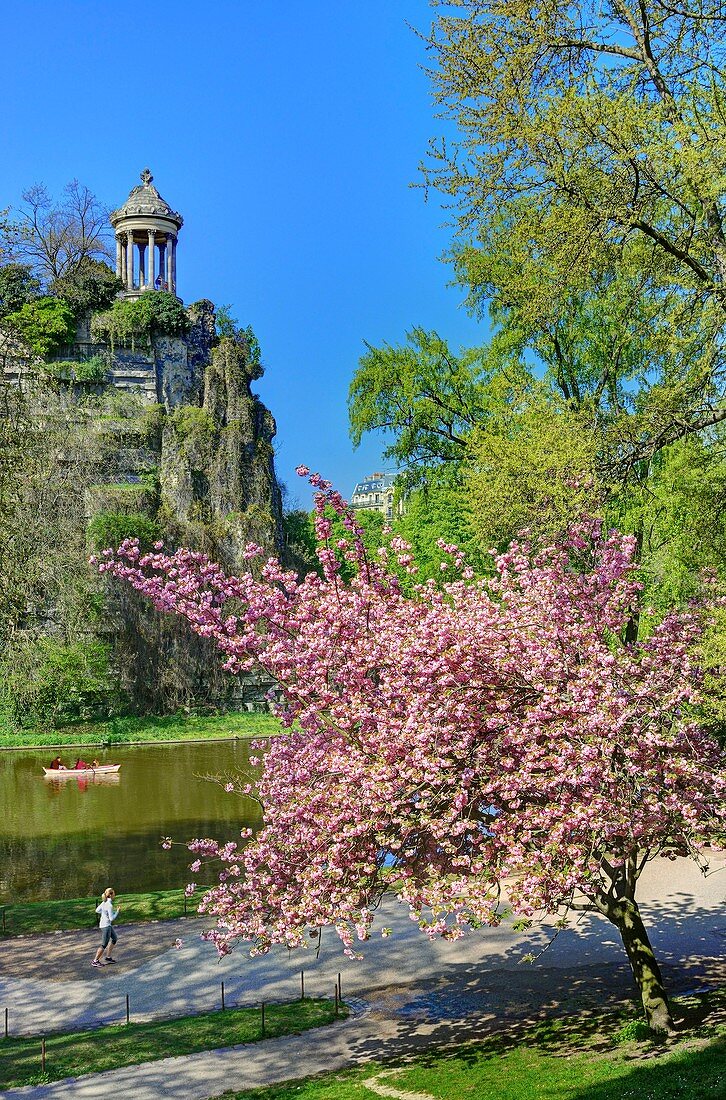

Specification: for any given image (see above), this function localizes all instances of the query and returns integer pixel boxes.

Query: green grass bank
[219,991,725,1100]
[0,887,205,937]
[0,710,282,749]
[0,998,344,1091]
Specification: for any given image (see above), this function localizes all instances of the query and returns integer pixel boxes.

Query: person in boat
[91,759,100,769]
[74,758,88,770]
[48,756,66,770]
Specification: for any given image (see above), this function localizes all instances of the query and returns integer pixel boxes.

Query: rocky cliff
[0,299,285,720]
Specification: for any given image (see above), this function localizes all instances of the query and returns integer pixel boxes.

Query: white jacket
[96,899,118,928]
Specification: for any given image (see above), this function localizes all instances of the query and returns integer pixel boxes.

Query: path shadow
[0,917,192,982]
[344,951,725,1073]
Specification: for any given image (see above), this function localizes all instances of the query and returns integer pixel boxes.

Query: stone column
[126,231,134,290]
[148,228,156,287]
[166,235,174,292]
[115,236,122,280]
[171,237,177,295]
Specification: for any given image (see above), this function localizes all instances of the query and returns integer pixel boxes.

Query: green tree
[0,392,112,659]
[349,324,726,609]
[50,257,122,317]
[87,511,162,552]
[215,303,239,338]
[349,326,512,481]
[3,295,76,358]
[608,430,726,609]
[394,473,481,581]
[465,386,602,550]
[282,508,319,575]
[423,1,726,450]
[0,263,41,316]
[0,638,121,726]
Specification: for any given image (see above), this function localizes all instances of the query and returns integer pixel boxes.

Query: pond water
[0,741,264,903]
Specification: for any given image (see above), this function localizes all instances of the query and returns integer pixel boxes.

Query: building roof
[352,472,396,496]
[110,168,183,229]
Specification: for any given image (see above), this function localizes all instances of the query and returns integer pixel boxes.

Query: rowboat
[43,765,121,778]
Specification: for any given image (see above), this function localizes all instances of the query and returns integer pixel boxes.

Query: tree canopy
[2,180,111,285]
[49,257,122,318]
[98,472,724,1034]
[349,327,506,479]
[2,296,76,359]
[421,0,726,459]
[0,264,41,317]
[426,1,726,310]
[91,291,190,350]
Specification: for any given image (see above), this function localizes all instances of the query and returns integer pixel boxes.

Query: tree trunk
[607,896,676,1034]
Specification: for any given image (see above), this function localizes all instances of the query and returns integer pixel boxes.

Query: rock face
[82,302,285,562]
[160,337,284,565]
[1,300,286,716]
[111,316,285,708]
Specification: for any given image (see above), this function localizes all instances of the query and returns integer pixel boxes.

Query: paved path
[0,855,723,1099]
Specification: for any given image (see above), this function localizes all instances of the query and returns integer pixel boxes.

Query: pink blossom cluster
[95,473,725,958]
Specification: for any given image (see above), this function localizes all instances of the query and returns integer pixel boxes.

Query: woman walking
[92,888,120,967]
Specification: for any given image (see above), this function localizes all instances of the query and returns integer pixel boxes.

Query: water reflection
[44,773,121,790]
[0,741,264,903]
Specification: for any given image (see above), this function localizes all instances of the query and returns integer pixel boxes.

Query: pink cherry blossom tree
[95,470,725,1034]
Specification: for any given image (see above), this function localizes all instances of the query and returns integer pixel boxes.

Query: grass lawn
[0,710,282,749]
[216,991,725,1100]
[0,887,206,936]
[0,998,343,1091]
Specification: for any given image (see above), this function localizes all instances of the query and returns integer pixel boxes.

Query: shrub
[0,638,122,727]
[3,296,76,358]
[87,511,162,551]
[74,355,108,383]
[40,356,107,384]
[39,361,73,382]
[169,404,216,445]
[91,291,190,350]
[50,259,122,317]
[140,404,165,446]
[144,290,191,337]
[0,263,41,317]
[615,1018,655,1043]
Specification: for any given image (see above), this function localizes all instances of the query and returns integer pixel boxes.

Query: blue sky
[2,1,487,508]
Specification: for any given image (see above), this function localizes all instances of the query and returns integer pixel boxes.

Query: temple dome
[110,168,183,230]
[110,169,183,298]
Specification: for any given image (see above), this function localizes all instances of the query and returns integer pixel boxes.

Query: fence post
[261,1001,266,1038]
[334,984,339,1018]
[4,1007,8,1039]
[41,1037,46,1072]
[300,969,305,1001]
[126,993,130,1025]
[221,981,225,1011]
[338,972,342,1002]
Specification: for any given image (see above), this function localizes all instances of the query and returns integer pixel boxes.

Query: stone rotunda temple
[110,168,183,298]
